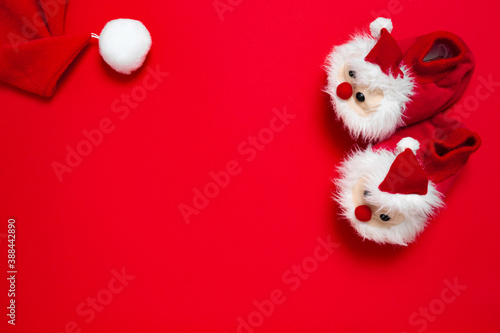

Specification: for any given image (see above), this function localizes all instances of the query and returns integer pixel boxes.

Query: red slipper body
[334,113,481,245]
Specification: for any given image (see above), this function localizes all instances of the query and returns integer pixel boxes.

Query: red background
[1,0,500,332]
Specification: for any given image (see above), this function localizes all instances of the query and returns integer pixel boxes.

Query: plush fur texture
[325,32,415,142]
[99,19,152,75]
[397,137,420,154]
[334,144,444,246]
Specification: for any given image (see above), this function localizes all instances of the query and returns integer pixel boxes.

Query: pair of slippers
[325,18,481,246]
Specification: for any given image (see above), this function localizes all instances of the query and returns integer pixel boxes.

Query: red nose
[336,82,353,100]
[355,205,372,222]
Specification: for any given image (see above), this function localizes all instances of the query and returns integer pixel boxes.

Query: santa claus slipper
[334,113,481,245]
[325,17,475,142]
[0,0,152,97]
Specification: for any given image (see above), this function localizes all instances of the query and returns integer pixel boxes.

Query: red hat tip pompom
[336,82,353,100]
[355,205,372,222]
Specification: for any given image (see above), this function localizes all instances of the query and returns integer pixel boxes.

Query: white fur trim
[99,19,152,75]
[334,145,444,246]
[370,17,393,37]
[397,137,420,154]
[324,33,415,142]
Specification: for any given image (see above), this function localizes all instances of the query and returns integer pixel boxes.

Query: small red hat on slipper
[325,17,475,143]
[0,0,153,97]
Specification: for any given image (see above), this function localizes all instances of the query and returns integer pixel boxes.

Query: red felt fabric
[0,0,52,42]
[398,31,475,126]
[0,34,90,96]
[0,0,88,97]
[425,128,481,184]
[373,113,481,194]
[39,0,68,36]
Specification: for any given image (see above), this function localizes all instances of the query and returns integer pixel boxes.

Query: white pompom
[397,137,420,154]
[369,17,393,38]
[98,19,152,75]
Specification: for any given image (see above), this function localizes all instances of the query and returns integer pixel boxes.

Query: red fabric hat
[0,0,152,97]
[0,0,91,97]
[365,28,404,78]
[0,34,91,97]
[378,148,429,195]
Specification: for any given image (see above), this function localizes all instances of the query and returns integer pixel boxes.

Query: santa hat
[378,146,429,195]
[364,17,403,78]
[324,17,416,143]
[334,115,481,245]
[0,0,152,97]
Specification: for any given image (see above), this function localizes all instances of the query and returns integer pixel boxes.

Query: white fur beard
[325,35,415,143]
[334,147,444,246]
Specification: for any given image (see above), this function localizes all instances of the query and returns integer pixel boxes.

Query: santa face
[337,63,385,118]
[351,178,405,229]
[325,35,414,142]
[335,147,443,246]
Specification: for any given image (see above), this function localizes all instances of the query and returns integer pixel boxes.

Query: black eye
[380,214,391,221]
[349,70,356,78]
[363,190,371,196]
[356,92,365,102]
